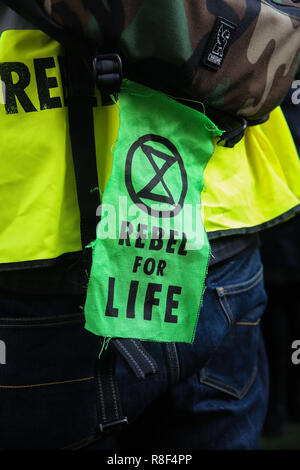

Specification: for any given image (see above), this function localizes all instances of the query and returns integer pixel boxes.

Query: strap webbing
[112,338,158,380]
[66,54,100,250]
[94,342,128,434]
[94,338,158,433]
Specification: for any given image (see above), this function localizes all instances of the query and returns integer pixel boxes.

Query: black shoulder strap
[66,54,100,249]
[65,52,122,249]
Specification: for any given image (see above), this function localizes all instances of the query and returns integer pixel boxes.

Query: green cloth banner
[84,80,222,343]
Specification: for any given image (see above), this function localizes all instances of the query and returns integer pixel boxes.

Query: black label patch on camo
[203,17,237,71]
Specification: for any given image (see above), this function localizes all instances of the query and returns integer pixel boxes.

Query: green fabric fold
[84,79,222,343]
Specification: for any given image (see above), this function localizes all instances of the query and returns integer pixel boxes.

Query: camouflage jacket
[3,0,300,120]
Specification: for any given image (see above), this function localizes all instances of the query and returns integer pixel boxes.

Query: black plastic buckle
[217,114,270,148]
[217,117,247,148]
[97,417,129,435]
[93,53,122,105]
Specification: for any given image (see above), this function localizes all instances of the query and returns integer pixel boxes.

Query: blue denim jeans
[0,246,269,450]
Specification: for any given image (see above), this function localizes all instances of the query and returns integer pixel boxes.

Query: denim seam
[2,434,99,452]
[216,267,263,293]
[217,294,233,327]
[236,319,261,326]
[200,365,258,399]
[220,274,263,296]
[223,294,234,324]
[216,272,263,328]
[0,376,94,389]
[0,314,84,322]
[61,434,97,450]
[202,368,241,393]
[0,319,84,328]
[172,342,180,383]
[165,343,176,385]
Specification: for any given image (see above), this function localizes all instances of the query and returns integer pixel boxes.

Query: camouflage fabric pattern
[43,0,300,120]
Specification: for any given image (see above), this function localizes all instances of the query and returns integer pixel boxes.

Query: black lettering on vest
[178,233,188,256]
[126,280,139,318]
[133,256,143,273]
[166,230,179,254]
[105,277,119,317]
[0,62,37,114]
[164,285,181,324]
[135,223,147,249]
[144,283,162,321]
[149,226,164,251]
[157,259,167,276]
[57,56,68,107]
[34,57,62,110]
[143,258,156,275]
[119,221,134,246]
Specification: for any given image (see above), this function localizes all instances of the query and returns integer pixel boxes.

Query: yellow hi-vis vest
[0,28,300,268]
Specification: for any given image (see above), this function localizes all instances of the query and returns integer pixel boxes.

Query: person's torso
[0,7,299,278]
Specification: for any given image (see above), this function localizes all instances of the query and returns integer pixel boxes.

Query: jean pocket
[199,267,268,399]
[0,305,101,449]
